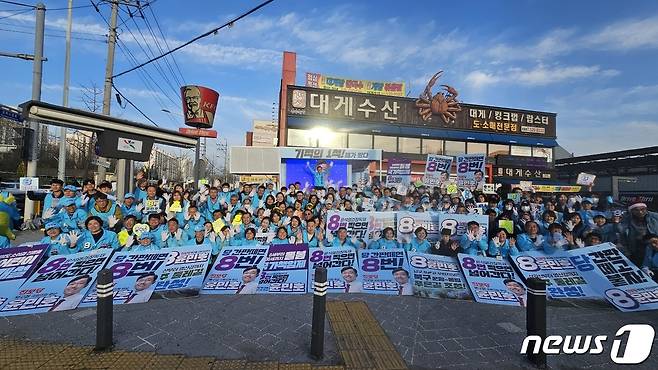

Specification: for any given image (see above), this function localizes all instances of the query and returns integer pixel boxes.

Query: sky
[2,0,658,160]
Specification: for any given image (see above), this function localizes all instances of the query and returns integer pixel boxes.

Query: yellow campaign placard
[169,201,182,213]
[212,218,225,233]
[446,183,459,195]
[498,220,514,235]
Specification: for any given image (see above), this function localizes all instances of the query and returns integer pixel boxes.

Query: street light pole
[23,2,45,223]
[58,0,73,182]
[98,0,118,183]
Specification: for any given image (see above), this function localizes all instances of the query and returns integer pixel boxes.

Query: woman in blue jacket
[39,221,78,256]
[369,227,400,249]
[405,227,430,252]
[271,226,291,245]
[75,216,120,252]
[488,228,519,258]
[131,231,159,252]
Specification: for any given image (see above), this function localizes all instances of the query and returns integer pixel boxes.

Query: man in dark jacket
[621,203,658,267]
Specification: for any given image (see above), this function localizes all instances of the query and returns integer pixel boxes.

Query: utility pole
[98,0,118,184]
[58,0,73,182]
[23,3,45,223]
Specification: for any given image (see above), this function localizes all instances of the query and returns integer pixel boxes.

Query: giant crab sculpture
[415,70,461,123]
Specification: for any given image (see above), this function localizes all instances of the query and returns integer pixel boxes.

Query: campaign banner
[305,72,406,97]
[79,250,170,307]
[0,249,112,316]
[423,154,452,187]
[259,244,309,294]
[440,213,489,239]
[408,252,471,300]
[458,253,526,307]
[568,244,658,312]
[0,245,49,307]
[326,211,369,240]
[366,212,398,245]
[386,158,411,194]
[456,154,486,190]
[307,247,361,293]
[510,252,599,299]
[358,249,412,295]
[154,246,212,293]
[255,232,275,245]
[396,211,441,245]
[201,246,268,295]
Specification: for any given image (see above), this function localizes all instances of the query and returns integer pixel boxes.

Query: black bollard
[526,277,547,368]
[95,269,114,351]
[310,267,328,360]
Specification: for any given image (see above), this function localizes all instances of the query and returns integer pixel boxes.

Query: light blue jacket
[58,209,88,233]
[405,237,430,252]
[368,238,400,250]
[516,234,546,252]
[0,235,10,249]
[39,234,78,256]
[77,230,120,252]
[459,234,488,255]
[488,239,520,258]
[161,230,191,249]
[42,192,65,217]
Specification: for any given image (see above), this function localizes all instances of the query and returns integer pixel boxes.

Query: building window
[488,144,509,158]
[374,135,397,152]
[533,147,553,162]
[511,145,532,157]
[348,134,372,149]
[287,129,316,147]
[422,139,443,154]
[444,140,465,156]
[466,142,487,155]
[399,137,421,154]
[319,132,347,148]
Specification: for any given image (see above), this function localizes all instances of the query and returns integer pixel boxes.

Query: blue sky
[2,0,658,158]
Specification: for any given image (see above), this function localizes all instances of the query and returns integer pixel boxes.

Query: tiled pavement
[2,293,658,369]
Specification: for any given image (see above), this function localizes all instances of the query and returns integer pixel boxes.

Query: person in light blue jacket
[130,232,159,252]
[368,227,400,249]
[120,193,142,219]
[459,221,488,255]
[488,228,520,258]
[39,222,78,256]
[271,226,291,245]
[57,198,88,233]
[516,221,546,252]
[301,219,323,248]
[306,161,332,189]
[42,178,65,218]
[405,227,430,252]
[160,218,190,249]
[326,227,363,249]
[75,216,120,252]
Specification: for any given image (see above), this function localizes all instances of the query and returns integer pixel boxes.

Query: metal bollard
[310,267,328,360]
[95,269,114,351]
[526,277,547,368]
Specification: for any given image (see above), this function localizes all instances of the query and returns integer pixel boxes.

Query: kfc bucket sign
[181,85,219,128]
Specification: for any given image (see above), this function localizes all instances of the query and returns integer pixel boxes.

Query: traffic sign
[179,128,217,138]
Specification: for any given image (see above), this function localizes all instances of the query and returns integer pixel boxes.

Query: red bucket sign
[181,85,219,128]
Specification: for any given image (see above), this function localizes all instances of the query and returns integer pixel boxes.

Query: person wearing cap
[75,216,119,252]
[404,227,430,252]
[191,224,213,246]
[120,193,143,219]
[62,185,80,207]
[42,179,65,218]
[89,192,122,231]
[160,218,190,249]
[57,197,88,233]
[577,198,596,229]
[488,228,519,258]
[39,222,78,256]
[621,202,658,267]
[131,231,159,252]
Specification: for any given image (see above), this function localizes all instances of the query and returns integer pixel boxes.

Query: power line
[0,0,96,10]
[147,4,185,85]
[112,84,159,127]
[0,7,31,20]
[140,8,182,88]
[113,0,275,79]
[0,20,107,37]
[0,0,33,8]
[0,26,106,42]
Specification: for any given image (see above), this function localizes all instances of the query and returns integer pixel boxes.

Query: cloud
[465,64,618,88]
[583,15,658,50]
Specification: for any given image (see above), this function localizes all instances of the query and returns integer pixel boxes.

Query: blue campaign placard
[439,213,489,239]
[201,246,268,295]
[259,244,309,294]
[408,252,471,300]
[0,249,112,316]
[567,243,658,312]
[458,253,526,307]
[358,248,412,295]
[396,211,442,245]
[154,245,212,293]
[307,247,361,294]
[510,251,600,300]
[79,250,170,307]
[0,245,49,308]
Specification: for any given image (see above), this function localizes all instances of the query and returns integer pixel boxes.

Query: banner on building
[259,244,309,294]
[408,252,471,300]
[0,249,112,315]
[456,154,486,190]
[423,154,453,187]
[458,254,527,307]
[154,246,212,294]
[307,247,360,293]
[201,246,268,295]
[0,245,48,308]
[305,72,406,97]
[358,249,411,295]
[386,158,412,194]
[80,250,170,307]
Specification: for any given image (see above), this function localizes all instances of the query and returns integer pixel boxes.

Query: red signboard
[178,128,218,138]
[181,85,220,128]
